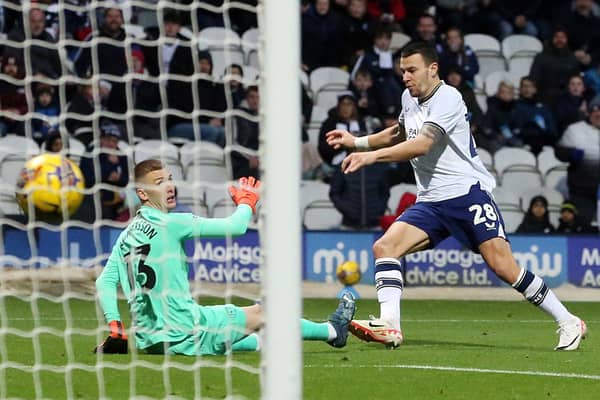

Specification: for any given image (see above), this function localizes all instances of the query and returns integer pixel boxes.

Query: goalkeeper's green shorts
[168,304,248,356]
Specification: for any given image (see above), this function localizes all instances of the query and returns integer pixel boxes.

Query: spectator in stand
[74,7,130,115]
[318,93,366,168]
[353,25,401,115]
[435,0,480,33]
[166,50,226,145]
[329,148,391,230]
[366,0,406,31]
[493,0,543,38]
[437,26,479,87]
[32,84,59,145]
[223,64,247,108]
[0,55,26,136]
[143,10,188,76]
[410,14,443,51]
[556,201,598,234]
[3,8,62,79]
[445,67,487,149]
[555,95,600,221]
[231,86,260,179]
[510,76,557,155]
[66,81,112,146]
[517,195,555,234]
[557,0,600,69]
[385,50,406,112]
[529,27,580,105]
[482,81,517,152]
[584,63,600,97]
[79,123,129,221]
[554,74,590,133]
[341,0,375,67]
[348,68,381,119]
[301,0,344,71]
[43,130,63,153]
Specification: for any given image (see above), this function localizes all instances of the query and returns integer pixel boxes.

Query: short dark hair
[520,75,536,87]
[134,159,164,182]
[401,41,438,65]
[163,9,181,24]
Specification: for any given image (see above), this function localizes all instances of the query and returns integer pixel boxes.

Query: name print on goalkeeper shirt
[129,220,158,240]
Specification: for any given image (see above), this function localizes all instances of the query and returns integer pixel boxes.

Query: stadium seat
[209,49,245,79]
[500,171,543,198]
[306,127,320,148]
[544,169,568,197]
[477,55,507,80]
[180,141,228,183]
[499,208,523,233]
[0,134,40,155]
[390,32,411,51]
[475,92,487,113]
[241,27,259,64]
[477,147,494,172]
[315,89,347,110]
[493,147,537,176]
[508,56,535,80]
[300,69,310,90]
[387,183,417,214]
[134,140,183,181]
[308,105,330,128]
[300,180,331,211]
[309,67,350,97]
[537,148,568,177]
[123,24,146,39]
[67,137,86,164]
[484,71,521,97]
[464,34,501,54]
[303,199,342,230]
[519,187,564,212]
[199,27,242,50]
[493,185,520,210]
[501,35,542,60]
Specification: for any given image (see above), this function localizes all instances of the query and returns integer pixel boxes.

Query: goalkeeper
[95,159,355,355]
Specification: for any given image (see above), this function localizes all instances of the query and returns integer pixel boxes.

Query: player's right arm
[325,123,406,151]
[94,249,129,354]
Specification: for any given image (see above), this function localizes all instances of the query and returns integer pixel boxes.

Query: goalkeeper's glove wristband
[94,320,128,354]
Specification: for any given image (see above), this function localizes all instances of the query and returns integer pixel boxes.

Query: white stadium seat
[390,32,411,51]
[500,208,524,233]
[477,147,494,172]
[501,35,542,60]
[303,199,342,230]
[300,180,331,211]
[493,185,520,210]
[484,70,521,97]
[493,147,537,176]
[241,27,259,64]
[387,183,417,214]
[309,67,349,96]
[198,27,242,50]
[508,56,535,80]
[464,34,501,54]
[500,170,543,199]
[477,55,507,80]
[209,49,245,79]
[537,148,568,177]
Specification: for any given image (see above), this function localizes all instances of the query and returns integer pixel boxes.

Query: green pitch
[1,296,598,399]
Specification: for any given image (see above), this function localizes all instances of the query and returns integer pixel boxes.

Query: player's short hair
[401,41,439,66]
[134,159,164,182]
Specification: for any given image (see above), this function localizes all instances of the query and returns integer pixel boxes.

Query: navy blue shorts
[397,183,507,253]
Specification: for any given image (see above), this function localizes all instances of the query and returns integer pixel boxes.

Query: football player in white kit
[326,42,586,351]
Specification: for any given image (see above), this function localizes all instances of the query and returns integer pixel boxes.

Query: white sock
[327,323,337,341]
[375,258,403,331]
[513,268,575,323]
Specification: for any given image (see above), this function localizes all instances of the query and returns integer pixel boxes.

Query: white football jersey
[399,83,495,202]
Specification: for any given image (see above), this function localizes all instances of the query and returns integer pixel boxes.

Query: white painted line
[305,364,600,380]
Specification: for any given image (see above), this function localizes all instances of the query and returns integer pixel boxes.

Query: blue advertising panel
[38,227,103,267]
[185,230,261,283]
[404,237,503,287]
[304,231,375,284]
[567,237,600,287]
[509,236,567,288]
[0,227,32,266]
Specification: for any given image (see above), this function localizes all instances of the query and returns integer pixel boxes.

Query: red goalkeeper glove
[228,176,261,213]
[94,320,128,354]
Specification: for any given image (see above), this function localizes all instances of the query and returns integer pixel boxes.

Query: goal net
[0,1,301,398]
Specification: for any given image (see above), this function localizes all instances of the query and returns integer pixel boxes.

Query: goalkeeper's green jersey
[96,204,253,349]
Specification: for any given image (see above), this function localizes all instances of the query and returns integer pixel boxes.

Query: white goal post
[260,0,302,399]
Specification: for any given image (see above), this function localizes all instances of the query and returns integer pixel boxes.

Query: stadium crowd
[0,0,598,232]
